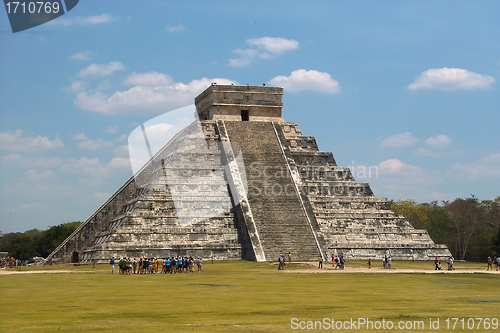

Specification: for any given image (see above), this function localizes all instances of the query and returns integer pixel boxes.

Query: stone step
[224,121,320,261]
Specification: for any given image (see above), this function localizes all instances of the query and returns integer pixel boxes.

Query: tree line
[1,196,499,261]
[391,196,500,260]
[0,221,82,260]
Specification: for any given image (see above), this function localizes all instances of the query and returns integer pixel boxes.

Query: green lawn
[1,261,498,332]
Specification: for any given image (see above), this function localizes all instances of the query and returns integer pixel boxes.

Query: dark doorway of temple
[241,110,249,121]
[71,251,79,263]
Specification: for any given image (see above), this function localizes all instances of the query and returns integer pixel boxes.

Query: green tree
[391,199,429,229]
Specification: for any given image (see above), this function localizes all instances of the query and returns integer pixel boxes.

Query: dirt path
[0,269,94,275]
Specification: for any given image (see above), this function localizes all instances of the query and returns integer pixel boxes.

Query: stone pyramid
[46,85,451,264]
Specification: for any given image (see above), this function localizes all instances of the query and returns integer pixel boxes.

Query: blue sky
[1,1,499,233]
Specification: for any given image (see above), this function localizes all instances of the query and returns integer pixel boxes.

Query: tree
[443,196,485,260]
[0,222,82,260]
[391,199,429,229]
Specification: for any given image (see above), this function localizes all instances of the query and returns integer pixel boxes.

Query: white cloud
[112,145,129,157]
[414,148,465,158]
[447,153,500,180]
[166,23,185,32]
[72,132,88,141]
[408,67,495,91]
[348,159,443,201]
[69,51,94,61]
[233,48,259,58]
[1,154,62,168]
[74,77,237,114]
[247,37,299,55]
[0,130,64,152]
[97,79,113,90]
[228,58,253,67]
[62,156,130,179]
[425,135,452,148]
[108,157,131,169]
[268,69,341,93]
[77,139,114,151]
[379,132,417,148]
[78,62,125,78]
[103,125,118,134]
[93,192,111,202]
[25,170,55,181]
[65,80,86,93]
[124,71,173,86]
[50,14,116,27]
[229,37,298,67]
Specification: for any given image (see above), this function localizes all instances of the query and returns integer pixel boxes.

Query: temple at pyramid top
[195,84,284,122]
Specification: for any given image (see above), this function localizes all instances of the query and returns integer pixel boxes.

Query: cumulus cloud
[78,62,125,78]
[268,69,341,93]
[62,156,130,179]
[50,13,116,26]
[414,148,465,158]
[1,154,62,168]
[347,159,444,201]
[69,51,94,61]
[112,145,129,157]
[72,132,88,141]
[74,76,237,114]
[0,130,64,152]
[166,23,185,32]
[93,192,111,202]
[425,135,452,148]
[65,80,86,93]
[124,71,173,86]
[103,125,118,134]
[229,37,299,67]
[408,67,495,91]
[77,139,114,151]
[247,37,299,56]
[228,57,253,68]
[447,153,500,180]
[25,169,55,181]
[379,132,417,148]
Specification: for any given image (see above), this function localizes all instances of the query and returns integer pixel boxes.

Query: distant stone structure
[46,85,451,264]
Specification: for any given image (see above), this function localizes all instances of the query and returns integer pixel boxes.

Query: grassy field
[1,261,498,332]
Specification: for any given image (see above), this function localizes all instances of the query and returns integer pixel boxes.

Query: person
[340,255,345,270]
[197,257,203,272]
[495,256,500,271]
[132,258,137,274]
[331,254,335,264]
[387,256,392,269]
[434,258,439,270]
[110,257,115,274]
[487,256,493,270]
[367,259,371,269]
[449,257,454,270]
[127,258,132,275]
[288,252,292,263]
[438,261,442,270]
[318,255,323,269]
[278,254,285,270]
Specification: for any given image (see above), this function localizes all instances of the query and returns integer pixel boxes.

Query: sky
[0,1,499,233]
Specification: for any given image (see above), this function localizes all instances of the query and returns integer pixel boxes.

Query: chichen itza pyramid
[46,85,451,264]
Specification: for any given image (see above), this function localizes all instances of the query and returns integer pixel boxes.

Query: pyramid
[46,85,451,264]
